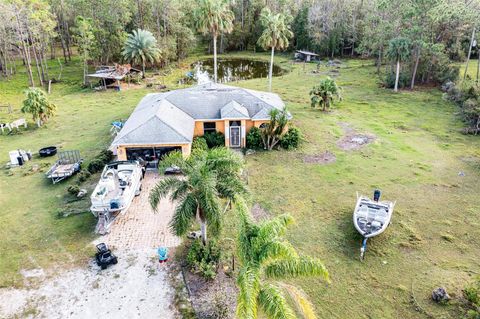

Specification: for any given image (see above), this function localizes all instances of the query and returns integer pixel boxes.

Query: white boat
[90,161,144,234]
[353,190,395,260]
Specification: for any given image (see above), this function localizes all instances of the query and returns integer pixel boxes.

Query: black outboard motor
[373,189,381,202]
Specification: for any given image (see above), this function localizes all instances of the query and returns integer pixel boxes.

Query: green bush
[77,170,91,183]
[204,131,225,148]
[464,278,480,319]
[246,126,263,149]
[87,149,113,174]
[465,279,480,306]
[383,72,410,89]
[67,185,80,195]
[186,239,221,280]
[280,127,302,150]
[192,136,208,151]
[444,82,480,134]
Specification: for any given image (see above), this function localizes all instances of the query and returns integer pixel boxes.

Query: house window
[203,122,216,134]
[259,123,267,129]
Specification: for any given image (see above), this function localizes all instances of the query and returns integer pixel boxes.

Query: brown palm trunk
[197,205,208,246]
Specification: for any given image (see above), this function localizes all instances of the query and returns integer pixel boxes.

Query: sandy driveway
[0,172,182,319]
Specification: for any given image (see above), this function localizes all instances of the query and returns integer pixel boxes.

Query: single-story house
[111,83,289,162]
[294,50,320,62]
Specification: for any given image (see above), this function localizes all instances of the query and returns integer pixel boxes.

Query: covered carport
[124,145,182,169]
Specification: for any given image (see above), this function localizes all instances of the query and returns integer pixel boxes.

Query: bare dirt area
[251,203,271,221]
[0,173,182,319]
[337,122,376,151]
[0,250,178,319]
[184,269,237,319]
[303,150,337,164]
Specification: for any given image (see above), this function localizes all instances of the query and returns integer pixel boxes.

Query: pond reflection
[182,58,285,84]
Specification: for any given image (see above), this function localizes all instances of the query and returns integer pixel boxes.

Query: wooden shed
[294,50,320,62]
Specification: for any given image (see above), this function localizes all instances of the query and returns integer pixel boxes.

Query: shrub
[383,72,409,89]
[67,185,80,195]
[433,61,459,85]
[444,82,480,134]
[87,149,113,174]
[77,170,91,183]
[87,159,104,174]
[246,126,263,149]
[192,136,208,151]
[464,278,480,319]
[186,240,221,280]
[280,127,302,150]
[204,131,225,148]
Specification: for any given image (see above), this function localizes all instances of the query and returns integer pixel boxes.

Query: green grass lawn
[1,53,479,318]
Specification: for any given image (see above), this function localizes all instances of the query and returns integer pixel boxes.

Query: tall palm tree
[235,199,329,319]
[195,0,234,83]
[257,9,293,92]
[149,148,247,245]
[122,29,161,77]
[310,77,342,111]
[386,37,411,92]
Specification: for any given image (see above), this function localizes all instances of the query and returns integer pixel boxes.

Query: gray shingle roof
[221,100,250,119]
[112,97,194,146]
[111,83,288,147]
[161,83,285,119]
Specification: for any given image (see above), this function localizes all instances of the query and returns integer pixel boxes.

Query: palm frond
[258,240,299,264]
[149,177,183,211]
[216,173,249,201]
[264,257,329,282]
[122,28,161,66]
[169,193,197,236]
[279,283,317,319]
[236,266,261,319]
[258,214,294,239]
[258,283,296,319]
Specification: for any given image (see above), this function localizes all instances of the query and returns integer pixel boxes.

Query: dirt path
[0,172,182,319]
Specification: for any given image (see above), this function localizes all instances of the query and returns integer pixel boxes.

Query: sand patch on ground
[304,151,337,164]
[0,249,177,319]
[337,122,376,151]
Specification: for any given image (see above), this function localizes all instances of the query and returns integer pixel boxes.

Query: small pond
[182,58,285,84]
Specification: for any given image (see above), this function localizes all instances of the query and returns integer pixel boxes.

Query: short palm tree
[149,148,247,245]
[261,108,289,150]
[122,29,161,77]
[195,0,234,83]
[257,9,293,92]
[21,88,57,127]
[310,77,342,111]
[235,199,329,319]
[386,37,411,92]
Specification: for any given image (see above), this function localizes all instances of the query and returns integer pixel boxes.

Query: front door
[230,126,241,147]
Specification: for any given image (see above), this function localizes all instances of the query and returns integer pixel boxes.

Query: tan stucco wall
[116,119,270,158]
[193,120,225,137]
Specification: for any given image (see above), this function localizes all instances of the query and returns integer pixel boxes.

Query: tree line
[1,0,480,90]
